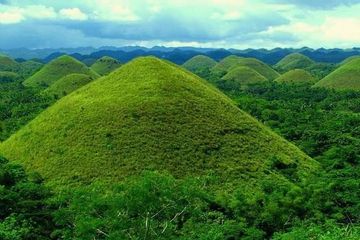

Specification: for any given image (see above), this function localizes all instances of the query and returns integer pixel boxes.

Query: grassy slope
[314,58,360,91]
[212,55,279,80]
[275,53,315,72]
[275,69,317,84]
[0,71,21,82]
[0,57,316,189]
[23,55,99,88]
[43,73,94,99]
[19,60,43,78]
[91,56,121,76]
[340,55,360,65]
[182,55,217,72]
[220,66,268,88]
[0,55,20,72]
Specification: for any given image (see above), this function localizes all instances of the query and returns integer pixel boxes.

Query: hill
[182,55,216,78]
[218,66,268,90]
[212,55,279,80]
[91,56,121,75]
[314,58,360,91]
[275,69,317,85]
[340,55,360,65]
[23,55,99,88]
[0,55,20,72]
[43,73,94,99]
[275,53,315,72]
[0,57,316,188]
[19,60,43,78]
[0,71,21,83]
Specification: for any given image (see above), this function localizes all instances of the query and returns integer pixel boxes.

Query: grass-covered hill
[42,73,94,99]
[0,54,20,72]
[275,69,317,85]
[182,55,217,78]
[218,66,268,91]
[340,55,360,65]
[19,60,43,78]
[0,56,316,188]
[23,55,99,88]
[91,56,121,76]
[314,57,360,91]
[211,55,279,80]
[275,53,315,72]
[0,71,21,83]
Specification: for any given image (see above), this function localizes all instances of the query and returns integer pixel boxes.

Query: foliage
[0,155,54,240]
[182,55,217,79]
[275,53,314,72]
[275,69,316,84]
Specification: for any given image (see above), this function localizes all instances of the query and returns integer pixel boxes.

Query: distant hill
[0,55,20,72]
[91,56,121,76]
[218,66,268,91]
[340,55,360,65]
[275,69,316,85]
[0,71,21,83]
[182,55,216,79]
[43,73,94,99]
[0,57,316,189]
[275,53,315,72]
[212,56,279,80]
[314,58,360,91]
[23,55,99,88]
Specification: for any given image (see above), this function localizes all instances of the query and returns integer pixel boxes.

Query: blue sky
[0,0,359,49]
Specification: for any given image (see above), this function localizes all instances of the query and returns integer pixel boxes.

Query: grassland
[314,57,360,91]
[275,69,317,84]
[275,53,315,72]
[182,55,217,78]
[0,57,316,189]
[23,55,99,88]
[91,56,121,75]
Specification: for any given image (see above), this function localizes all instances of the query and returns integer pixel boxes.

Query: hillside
[182,55,216,78]
[91,56,121,75]
[23,55,99,88]
[340,55,360,65]
[19,60,43,78]
[0,57,316,188]
[0,71,21,83]
[275,69,317,85]
[275,53,315,72]
[43,73,94,99]
[314,58,360,91]
[218,66,268,90]
[0,55,20,72]
[212,55,279,80]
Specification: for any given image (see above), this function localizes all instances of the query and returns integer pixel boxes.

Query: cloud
[0,5,56,24]
[0,7,23,24]
[268,0,360,9]
[59,8,88,20]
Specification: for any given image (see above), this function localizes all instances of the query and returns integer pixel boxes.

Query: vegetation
[275,53,315,72]
[43,73,94,99]
[182,55,217,79]
[314,57,360,91]
[0,57,315,188]
[91,56,121,75]
[340,55,360,65]
[275,69,316,85]
[0,155,54,240]
[19,60,43,78]
[23,55,99,88]
[0,55,19,72]
[217,66,268,91]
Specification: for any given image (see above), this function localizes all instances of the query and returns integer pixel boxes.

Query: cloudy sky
[0,0,359,49]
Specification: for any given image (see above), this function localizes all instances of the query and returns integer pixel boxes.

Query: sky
[0,0,359,49]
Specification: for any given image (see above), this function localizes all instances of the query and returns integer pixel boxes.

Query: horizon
[1,0,360,49]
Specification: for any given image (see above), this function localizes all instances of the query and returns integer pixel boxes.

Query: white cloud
[93,0,140,21]
[59,8,88,20]
[0,7,23,24]
[0,5,56,24]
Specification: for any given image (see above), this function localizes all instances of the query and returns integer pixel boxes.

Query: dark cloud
[268,0,360,9]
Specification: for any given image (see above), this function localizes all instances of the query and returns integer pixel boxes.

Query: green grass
[19,60,43,78]
[23,55,99,88]
[340,55,360,65]
[275,53,315,72]
[0,56,317,189]
[314,58,360,91]
[212,55,279,80]
[218,66,268,90]
[275,69,317,84]
[42,73,95,99]
[182,55,216,78]
[0,55,20,72]
[0,71,21,83]
[91,56,121,76]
